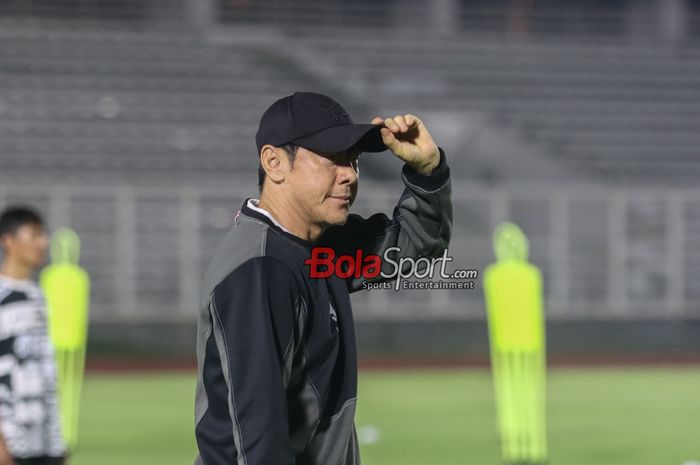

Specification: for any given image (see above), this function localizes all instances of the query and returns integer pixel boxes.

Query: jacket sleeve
[195,257,300,465]
[318,147,453,293]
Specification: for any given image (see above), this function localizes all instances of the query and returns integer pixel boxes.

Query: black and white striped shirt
[0,275,65,459]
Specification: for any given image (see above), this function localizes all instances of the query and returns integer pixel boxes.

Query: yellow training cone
[40,227,90,451]
[483,222,547,465]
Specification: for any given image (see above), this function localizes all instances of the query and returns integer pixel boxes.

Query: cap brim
[290,124,387,153]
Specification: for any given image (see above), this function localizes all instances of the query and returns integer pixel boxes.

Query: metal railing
[1,181,699,323]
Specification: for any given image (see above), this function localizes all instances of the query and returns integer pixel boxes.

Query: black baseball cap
[255,92,387,155]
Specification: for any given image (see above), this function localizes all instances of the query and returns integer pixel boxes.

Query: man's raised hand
[371,114,440,174]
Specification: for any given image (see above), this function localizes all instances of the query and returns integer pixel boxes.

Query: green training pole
[40,228,90,451]
[483,222,547,465]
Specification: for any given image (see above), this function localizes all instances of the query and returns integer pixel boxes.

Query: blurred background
[0,1,699,464]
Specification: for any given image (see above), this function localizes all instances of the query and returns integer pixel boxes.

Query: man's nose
[337,163,358,185]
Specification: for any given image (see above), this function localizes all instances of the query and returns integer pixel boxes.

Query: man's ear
[0,234,11,253]
[260,145,289,185]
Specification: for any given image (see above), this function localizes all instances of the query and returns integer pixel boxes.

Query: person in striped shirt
[0,207,66,465]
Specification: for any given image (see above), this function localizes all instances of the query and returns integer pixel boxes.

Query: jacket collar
[237,198,315,249]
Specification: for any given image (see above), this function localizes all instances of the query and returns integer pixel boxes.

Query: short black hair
[258,143,299,193]
[0,206,44,237]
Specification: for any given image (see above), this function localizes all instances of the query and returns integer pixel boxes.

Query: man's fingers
[374,115,421,131]
[380,127,400,152]
[394,115,409,132]
[376,114,426,158]
[383,117,401,133]
[384,115,419,133]
[404,114,420,128]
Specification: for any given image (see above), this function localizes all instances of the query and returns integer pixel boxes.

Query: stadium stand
[2,11,700,185]
[0,17,321,185]
[1,1,700,337]
[295,31,700,185]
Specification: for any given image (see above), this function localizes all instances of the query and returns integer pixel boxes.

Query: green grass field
[71,367,700,465]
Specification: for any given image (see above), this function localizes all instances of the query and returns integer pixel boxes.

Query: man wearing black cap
[193,92,452,465]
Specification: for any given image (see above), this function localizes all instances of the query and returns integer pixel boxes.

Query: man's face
[0,223,48,271]
[285,145,361,230]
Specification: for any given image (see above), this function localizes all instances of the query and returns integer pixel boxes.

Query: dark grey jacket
[193,148,452,465]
